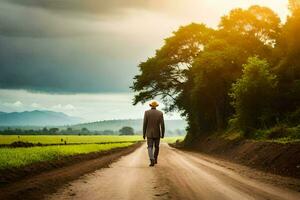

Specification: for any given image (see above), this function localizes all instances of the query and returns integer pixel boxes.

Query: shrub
[230,57,278,136]
[267,125,289,139]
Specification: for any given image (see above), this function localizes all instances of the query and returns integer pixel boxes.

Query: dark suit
[143,108,165,161]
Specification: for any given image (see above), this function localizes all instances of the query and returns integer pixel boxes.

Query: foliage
[49,127,59,133]
[273,1,300,123]
[132,3,300,142]
[189,40,242,132]
[253,125,300,141]
[132,23,214,111]
[119,126,134,135]
[230,57,278,134]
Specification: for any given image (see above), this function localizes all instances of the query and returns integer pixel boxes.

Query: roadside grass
[0,135,185,170]
[0,142,134,170]
[263,138,300,144]
[220,131,243,141]
[220,125,300,144]
[0,135,143,145]
[162,136,185,144]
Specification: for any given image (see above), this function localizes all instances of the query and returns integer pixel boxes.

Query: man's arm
[143,111,147,139]
[160,113,165,138]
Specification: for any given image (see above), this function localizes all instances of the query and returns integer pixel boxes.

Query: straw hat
[149,101,159,108]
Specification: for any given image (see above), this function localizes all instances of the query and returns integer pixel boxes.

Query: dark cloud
[0,0,176,38]
[4,0,158,15]
[0,0,173,93]
[0,35,142,93]
[0,0,168,38]
[0,1,110,38]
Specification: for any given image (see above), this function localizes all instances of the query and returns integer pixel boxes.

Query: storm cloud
[0,34,149,93]
[0,0,170,93]
[4,0,161,15]
[0,0,289,93]
[0,1,123,38]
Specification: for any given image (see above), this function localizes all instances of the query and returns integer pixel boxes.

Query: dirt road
[47,143,300,200]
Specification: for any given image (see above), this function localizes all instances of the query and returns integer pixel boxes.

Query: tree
[219,5,281,47]
[132,23,214,111]
[273,0,300,122]
[119,126,134,135]
[289,0,300,12]
[49,128,59,134]
[131,4,290,143]
[230,57,278,135]
[188,39,243,132]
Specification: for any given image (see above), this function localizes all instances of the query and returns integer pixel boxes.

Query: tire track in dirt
[47,143,300,200]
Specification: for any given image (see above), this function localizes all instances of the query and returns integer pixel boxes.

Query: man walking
[143,101,165,167]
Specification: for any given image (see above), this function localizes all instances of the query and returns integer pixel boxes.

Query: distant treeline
[0,127,116,135]
[132,1,300,143]
[69,119,187,133]
[0,127,186,136]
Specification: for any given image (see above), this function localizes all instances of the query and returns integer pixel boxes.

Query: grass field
[0,135,184,170]
[0,142,134,170]
[0,135,184,145]
[0,135,143,145]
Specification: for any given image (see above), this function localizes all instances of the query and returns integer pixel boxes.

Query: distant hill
[0,110,82,126]
[70,119,187,134]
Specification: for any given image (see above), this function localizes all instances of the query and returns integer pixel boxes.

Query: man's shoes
[149,159,155,167]
[154,158,157,164]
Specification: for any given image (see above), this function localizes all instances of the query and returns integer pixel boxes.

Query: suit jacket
[143,108,165,139]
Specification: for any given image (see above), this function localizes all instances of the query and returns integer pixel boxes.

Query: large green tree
[188,40,241,132]
[230,57,278,135]
[273,0,300,123]
[132,23,214,111]
[132,5,285,143]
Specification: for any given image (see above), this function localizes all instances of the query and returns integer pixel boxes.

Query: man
[143,100,165,167]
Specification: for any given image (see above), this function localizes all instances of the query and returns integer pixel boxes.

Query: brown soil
[47,143,300,200]
[0,142,142,200]
[9,141,36,148]
[182,138,300,179]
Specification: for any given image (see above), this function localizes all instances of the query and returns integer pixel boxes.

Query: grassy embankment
[218,125,300,144]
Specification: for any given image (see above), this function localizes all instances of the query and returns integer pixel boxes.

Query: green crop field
[0,135,143,145]
[0,142,134,170]
[0,135,184,145]
[0,135,184,170]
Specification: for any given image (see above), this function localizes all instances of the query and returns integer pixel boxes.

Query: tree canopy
[119,126,134,135]
[132,3,300,143]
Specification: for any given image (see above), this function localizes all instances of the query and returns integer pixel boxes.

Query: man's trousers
[147,138,160,160]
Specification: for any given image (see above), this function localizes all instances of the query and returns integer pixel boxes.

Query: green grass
[220,131,243,140]
[264,138,300,144]
[219,125,300,144]
[0,135,185,145]
[162,136,185,144]
[0,135,143,145]
[0,142,134,170]
[0,135,185,170]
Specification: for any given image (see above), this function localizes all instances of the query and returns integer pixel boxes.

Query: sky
[0,0,289,122]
